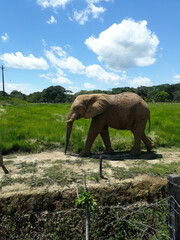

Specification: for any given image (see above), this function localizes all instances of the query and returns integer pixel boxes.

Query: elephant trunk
[64,120,74,154]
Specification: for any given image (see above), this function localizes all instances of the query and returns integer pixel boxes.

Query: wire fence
[82,198,169,240]
[1,175,180,239]
[72,174,180,240]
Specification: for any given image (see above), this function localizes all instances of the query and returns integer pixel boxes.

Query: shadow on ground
[68,150,163,161]
[92,151,163,161]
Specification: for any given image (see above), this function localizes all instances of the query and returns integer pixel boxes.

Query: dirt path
[0,149,180,198]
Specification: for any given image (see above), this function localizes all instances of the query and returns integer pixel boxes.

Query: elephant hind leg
[131,123,146,155]
[142,133,154,152]
[100,126,114,154]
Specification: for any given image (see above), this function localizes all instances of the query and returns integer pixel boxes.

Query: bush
[154,91,170,102]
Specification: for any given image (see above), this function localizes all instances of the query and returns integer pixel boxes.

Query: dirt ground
[0,149,179,199]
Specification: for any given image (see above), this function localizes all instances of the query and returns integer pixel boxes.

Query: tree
[173,90,180,101]
[137,86,148,99]
[0,91,8,97]
[154,91,170,102]
[27,92,43,103]
[42,86,66,103]
[10,90,26,100]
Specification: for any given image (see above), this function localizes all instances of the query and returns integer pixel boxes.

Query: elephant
[65,92,154,157]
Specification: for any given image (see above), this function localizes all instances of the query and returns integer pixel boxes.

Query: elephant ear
[84,95,110,118]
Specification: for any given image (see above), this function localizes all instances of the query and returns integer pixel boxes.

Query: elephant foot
[79,150,91,157]
[147,143,155,152]
[130,149,141,156]
[103,148,114,154]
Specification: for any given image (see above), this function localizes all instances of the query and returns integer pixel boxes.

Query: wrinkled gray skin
[65,92,154,157]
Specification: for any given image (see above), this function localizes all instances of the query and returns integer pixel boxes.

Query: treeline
[1,83,180,103]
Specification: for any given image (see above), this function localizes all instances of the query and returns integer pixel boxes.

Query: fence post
[83,173,89,240]
[99,156,103,178]
[168,174,180,240]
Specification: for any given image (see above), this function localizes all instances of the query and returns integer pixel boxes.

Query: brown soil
[0,149,178,219]
[1,149,179,200]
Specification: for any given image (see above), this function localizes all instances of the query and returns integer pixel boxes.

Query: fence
[77,173,180,240]
[1,174,180,239]
[168,174,180,240]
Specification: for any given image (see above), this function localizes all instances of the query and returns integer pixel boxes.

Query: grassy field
[0,101,180,154]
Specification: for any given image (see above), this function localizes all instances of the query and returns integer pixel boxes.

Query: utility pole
[1,65,5,97]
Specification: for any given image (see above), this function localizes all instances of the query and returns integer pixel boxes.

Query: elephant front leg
[100,126,114,154]
[80,117,105,157]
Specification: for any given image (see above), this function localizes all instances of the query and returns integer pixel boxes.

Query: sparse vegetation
[0,195,168,240]
[112,161,180,180]
[16,161,37,174]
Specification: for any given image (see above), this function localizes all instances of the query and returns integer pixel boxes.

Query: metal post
[168,174,180,240]
[1,65,5,97]
[100,156,103,178]
[83,173,89,240]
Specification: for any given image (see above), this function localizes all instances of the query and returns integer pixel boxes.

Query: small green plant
[75,188,97,214]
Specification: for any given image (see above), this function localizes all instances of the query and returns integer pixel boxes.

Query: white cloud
[5,83,37,94]
[47,15,57,24]
[174,74,180,80]
[86,64,121,84]
[0,52,49,70]
[37,0,71,8]
[45,46,85,74]
[58,57,85,74]
[40,70,72,85]
[85,19,159,71]
[68,86,79,93]
[84,82,95,89]
[128,76,152,88]
[51,76,73,84]
[173,74,180,83]
[1,33,9,42]
[39,72,55,80]
[70,0,108,25]
[50,46,67,57]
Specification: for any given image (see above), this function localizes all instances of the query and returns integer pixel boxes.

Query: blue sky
[0,0,180,94]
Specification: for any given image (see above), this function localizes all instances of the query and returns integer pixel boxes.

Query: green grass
[0,102,180,154]
[0,103,69,154]
[149,103,180,148]
[16,161,38,174]
[44,165,81,187]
